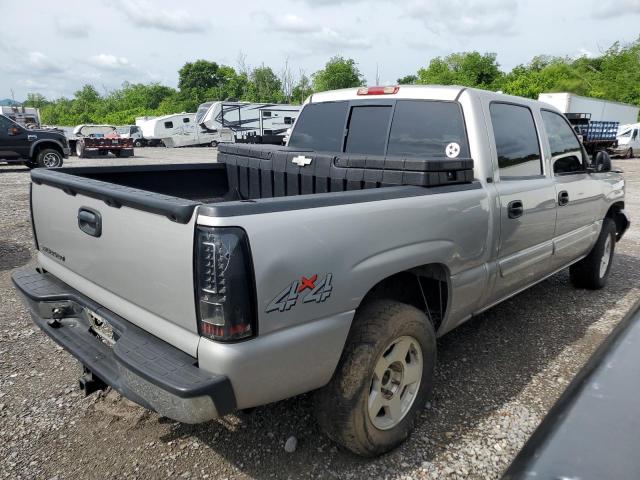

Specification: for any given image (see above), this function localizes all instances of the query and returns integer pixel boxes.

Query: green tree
[245,66,283,103]
[397,74,418,85]
[417,52,502,89]
[292,73,313,104]
[209,66,248,100]
[23,93,48,108]
[312,56,364,92]
[178,60,222,92]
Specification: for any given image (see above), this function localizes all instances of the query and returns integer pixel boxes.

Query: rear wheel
[36,149,63,168]
[626,147,634,159]
[210,140,218,147]
[570,218,616,290]
[76,141,85,158]
[315,300,436,457]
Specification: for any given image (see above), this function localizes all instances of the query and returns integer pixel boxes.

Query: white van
[614,123,640,158]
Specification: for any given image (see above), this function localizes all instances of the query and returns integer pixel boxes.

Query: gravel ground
[1,149,639,480]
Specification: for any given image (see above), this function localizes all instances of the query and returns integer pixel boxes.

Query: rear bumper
[11,266,236,423]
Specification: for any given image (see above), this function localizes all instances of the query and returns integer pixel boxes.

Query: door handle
[558,190,569,206]
[78,207,102,237]
[507,200,524,219]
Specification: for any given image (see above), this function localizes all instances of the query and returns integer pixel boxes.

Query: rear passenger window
[541,110,585,174]
[345,106,392,155]
[287,101,348,151]
[164,121,173,128]
[490,103,542,178]
[388,101,469,158]
[183,117,190,123]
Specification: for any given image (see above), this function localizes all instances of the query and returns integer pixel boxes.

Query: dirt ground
[1,149,639,479]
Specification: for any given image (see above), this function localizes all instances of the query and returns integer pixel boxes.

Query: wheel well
[606,201,628,241]
[360,264,449,332]
[32,142,63,160]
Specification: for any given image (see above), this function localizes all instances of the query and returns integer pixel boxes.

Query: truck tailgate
[31,180,200,356]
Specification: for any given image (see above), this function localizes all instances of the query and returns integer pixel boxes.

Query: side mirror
[8,127,20,136]
[593,150,612,172]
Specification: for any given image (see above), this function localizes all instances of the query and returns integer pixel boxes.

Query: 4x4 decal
[266,273,333,313]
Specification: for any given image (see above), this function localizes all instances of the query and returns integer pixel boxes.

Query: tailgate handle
[78,207,102,238]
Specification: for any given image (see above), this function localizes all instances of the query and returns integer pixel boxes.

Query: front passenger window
[541,110,585,174]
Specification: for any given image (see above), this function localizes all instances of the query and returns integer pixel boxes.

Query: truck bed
[31,144,475,223]
[31,163,233,223]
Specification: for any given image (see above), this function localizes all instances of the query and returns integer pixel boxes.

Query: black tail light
[195,226,257,341]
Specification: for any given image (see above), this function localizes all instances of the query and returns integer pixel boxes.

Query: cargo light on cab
[357,86,400,95]
[195,226,256,342]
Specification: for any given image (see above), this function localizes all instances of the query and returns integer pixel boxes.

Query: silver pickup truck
[13,85,629,457]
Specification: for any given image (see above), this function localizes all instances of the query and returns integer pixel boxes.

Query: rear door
[540,109,602,269]
[487,102,557,303]
[31,182,200,355]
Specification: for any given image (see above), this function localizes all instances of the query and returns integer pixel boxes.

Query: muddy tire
[570,218,616,290]
[315,300,436,457]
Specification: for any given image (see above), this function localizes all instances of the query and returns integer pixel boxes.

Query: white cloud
[261,13,370,51]
[315,27,371,50]
[25,52,65,75]
[87,54,131,70]
[266,13,320,33]
[294,0,384,5]
[55,18,89,38]
[116,0,209,33]
[593,0,640,18]
[405,0,519,36]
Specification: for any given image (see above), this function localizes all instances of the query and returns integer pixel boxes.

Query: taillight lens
[195,226,256,341]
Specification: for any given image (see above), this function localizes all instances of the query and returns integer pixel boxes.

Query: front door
[541,110,602,268]
[487,102,558,303]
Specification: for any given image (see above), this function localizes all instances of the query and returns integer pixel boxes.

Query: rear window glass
[345,106,392,155]
[288,99,469,158]
[288,102,348,151]
[388,101,469,158]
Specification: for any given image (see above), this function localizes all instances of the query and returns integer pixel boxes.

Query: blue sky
[0,0,637,100]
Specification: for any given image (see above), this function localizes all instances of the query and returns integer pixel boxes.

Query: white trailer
[135,116,157,127]
[538,93,639,125]
[140,112,222,148]
[196,101,300,144]
[138,113,196,147]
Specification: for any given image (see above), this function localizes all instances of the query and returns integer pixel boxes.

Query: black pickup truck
[0,113,69,168]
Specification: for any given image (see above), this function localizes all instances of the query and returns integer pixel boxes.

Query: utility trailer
[74,125,134,158]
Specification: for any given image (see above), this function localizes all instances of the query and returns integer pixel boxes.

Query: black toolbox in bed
[218,143,474,200]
